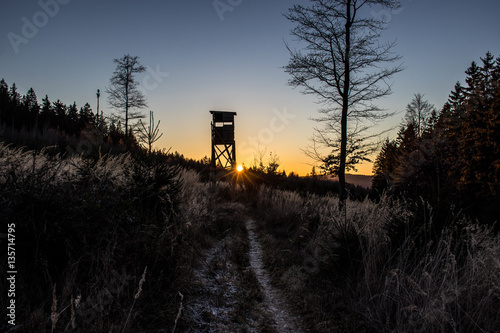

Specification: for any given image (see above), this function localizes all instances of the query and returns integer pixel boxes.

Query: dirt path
[183,236,243,332]
[182,214,305,332]
[246,219,305,333]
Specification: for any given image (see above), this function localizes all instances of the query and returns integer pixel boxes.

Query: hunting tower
[210,111,237,173]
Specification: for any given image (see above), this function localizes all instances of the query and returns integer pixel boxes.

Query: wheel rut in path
[245,218,305,333]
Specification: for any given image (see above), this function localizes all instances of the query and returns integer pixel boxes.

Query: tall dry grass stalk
[171,292,184,333]
[70,294,81,330]
[50,284,58,333]
[122,266,147,333]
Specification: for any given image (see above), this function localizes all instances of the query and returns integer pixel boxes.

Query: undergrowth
[2,141,499,332]
[251,186,500,332]
[0,142,232,332]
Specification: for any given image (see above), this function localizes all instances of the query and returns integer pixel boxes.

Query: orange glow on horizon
[158,134,375,177]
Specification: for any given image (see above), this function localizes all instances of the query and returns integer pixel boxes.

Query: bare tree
[284,0,403,207]
[137,110,163,155]
[404,93,436,137]
[106,54,147,138]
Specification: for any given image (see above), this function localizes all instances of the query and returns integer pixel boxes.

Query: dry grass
[0,142,231,332]
[2,141,498,332]
[251,185,500,332]
[364,222,500,332]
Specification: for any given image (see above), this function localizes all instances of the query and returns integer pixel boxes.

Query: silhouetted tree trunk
[106,54,147,139]
[284,0,403,209]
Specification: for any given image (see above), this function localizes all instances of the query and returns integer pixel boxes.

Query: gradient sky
[1,0,499,175]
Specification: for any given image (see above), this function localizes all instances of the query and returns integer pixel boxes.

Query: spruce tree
[9,83,21,107]
[79,103,94,130]
[393,123,418,189]
[457,53,500,198]
[372,138,398,193]
[8,83,21,129]
[53,100,67,130]
[22,87,39,134]
[447,82,466,112]
[67,102,79,135]
[40,95,55,129]
[480,51,495,102]
[0,79,11,125]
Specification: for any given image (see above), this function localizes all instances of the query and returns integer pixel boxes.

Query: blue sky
[1,0,499,175]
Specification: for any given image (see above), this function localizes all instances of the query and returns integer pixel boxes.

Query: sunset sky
[1,0,500,175]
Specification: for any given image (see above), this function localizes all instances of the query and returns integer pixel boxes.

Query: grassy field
[1,143,499,332]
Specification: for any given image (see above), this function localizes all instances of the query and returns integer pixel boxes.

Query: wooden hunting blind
[210,111,237,171]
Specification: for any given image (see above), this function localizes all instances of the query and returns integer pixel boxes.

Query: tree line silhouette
[0,75,372,199]
[2,51,499,222]
[1,75,180,165]
[0,78,138,154]
[372,52,500,226]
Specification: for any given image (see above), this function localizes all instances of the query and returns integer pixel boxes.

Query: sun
[236,165,243,172]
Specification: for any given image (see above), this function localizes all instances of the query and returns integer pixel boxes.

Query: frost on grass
[246,219,305,333]
[0,142,134,188]
[183,236,241,333]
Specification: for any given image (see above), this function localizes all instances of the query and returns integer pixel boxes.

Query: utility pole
[96,89,100,124]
